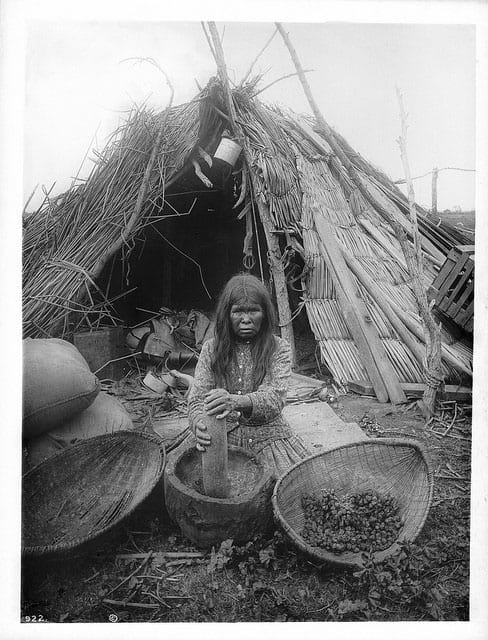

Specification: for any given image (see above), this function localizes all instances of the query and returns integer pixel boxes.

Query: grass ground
[21,394,471,624]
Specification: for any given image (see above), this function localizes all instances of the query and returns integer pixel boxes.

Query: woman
[188,273,310,478]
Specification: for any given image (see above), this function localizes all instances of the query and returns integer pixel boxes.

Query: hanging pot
[213,136,242,167]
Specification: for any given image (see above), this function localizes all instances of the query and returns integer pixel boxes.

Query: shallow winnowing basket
[22,430,166,558]
[272,438,434,569]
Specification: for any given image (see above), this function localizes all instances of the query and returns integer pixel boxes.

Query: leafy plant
[342,539,465,620]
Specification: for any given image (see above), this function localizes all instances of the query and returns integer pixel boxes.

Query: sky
[23,20,476,212]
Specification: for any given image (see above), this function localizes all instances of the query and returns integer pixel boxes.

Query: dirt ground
[21,389,471,624]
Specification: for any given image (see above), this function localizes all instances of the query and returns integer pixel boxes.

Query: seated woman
[188,273,310,478]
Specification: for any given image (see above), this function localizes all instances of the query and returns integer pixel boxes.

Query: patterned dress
[187,335,310,478]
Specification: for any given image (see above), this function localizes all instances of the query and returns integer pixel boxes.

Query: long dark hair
[211,274,278,388]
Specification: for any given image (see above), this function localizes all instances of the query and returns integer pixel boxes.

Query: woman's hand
[194,418,211,452]
[204,388,237,419]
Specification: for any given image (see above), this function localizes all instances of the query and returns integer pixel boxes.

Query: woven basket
[272,438,433,568]
[22,430,166,558]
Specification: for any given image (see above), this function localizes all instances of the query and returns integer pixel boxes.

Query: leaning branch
[275,22,406,402]
[252,70,314,97]
[396,88,444,416]
[240,27,278,86]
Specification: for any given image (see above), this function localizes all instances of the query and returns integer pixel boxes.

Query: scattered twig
[116,552,204,561]
[83,570,101,584]
[165,559,205,567]
[142,591,172,608]
[103,599,158,610]
[252,70,314,97]
[106,551,154,597]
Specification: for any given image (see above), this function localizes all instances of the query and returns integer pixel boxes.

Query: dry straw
[23,79,472,385]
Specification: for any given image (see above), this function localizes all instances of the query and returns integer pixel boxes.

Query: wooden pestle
[201,413,230,498]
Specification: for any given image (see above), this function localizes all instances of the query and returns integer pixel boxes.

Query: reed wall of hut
[22,78,473,392]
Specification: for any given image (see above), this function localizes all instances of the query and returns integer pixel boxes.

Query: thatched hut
[23,77,473,398]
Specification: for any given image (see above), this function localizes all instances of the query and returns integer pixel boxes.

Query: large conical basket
[272,438,434,569]
[22,430,166,558]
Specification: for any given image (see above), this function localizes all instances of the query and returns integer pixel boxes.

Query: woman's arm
[187,340,215,432]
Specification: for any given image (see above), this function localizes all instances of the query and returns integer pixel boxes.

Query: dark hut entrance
[96,183,270,328]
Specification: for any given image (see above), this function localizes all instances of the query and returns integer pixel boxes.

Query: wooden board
[348,380,472,402]
[430,245,474,332]
[73,327,127,380]
[312,214,403,403]
[283,401,366,452]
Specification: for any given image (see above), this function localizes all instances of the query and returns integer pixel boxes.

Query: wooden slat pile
[235,99,472,394]
[428,245,474,333]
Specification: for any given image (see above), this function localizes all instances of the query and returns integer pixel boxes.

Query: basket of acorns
[272,438,434,568]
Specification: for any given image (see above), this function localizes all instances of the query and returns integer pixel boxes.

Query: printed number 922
[23,615,45,622]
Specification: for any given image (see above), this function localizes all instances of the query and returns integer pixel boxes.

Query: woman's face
[230,298,264,340]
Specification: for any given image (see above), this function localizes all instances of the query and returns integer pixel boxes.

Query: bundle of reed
[297,150,472,386]
[22,76,472,390]
[316,123,471,250]
[317,338,367,383]
[234,98,303,231]
[23,101,200,339]
[305,299,351,340]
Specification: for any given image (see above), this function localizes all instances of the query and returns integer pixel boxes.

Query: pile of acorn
[301,488,404,554]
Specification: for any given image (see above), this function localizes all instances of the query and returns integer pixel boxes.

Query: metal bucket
[143,371,177,394]
[213,136,242,166]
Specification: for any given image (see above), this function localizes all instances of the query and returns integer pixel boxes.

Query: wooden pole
[343,250,426,366]
[396,90,444,416]
[254,196,296,363]
[201,413,229,498]
[431,167,439,217]
[205,22,296,365]
[276,23,445,411]
[313,215,406,404]
[274,23,444,270]
[275,23,407,402]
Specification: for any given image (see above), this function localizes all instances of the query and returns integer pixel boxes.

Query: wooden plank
[456,299,474,328]
[445,266,474,319]
[312,216,391,403]
[450,282,474,314]
[431,250,458,293]
[343,249,426,367]
[358,218,408,270]
[456,244,475,254]
[255,197,296,366]
[440,272,473,316]
[314,216,407,404]
[348,380,472,402]
[436,251,473,302]
[283,401,366,451]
